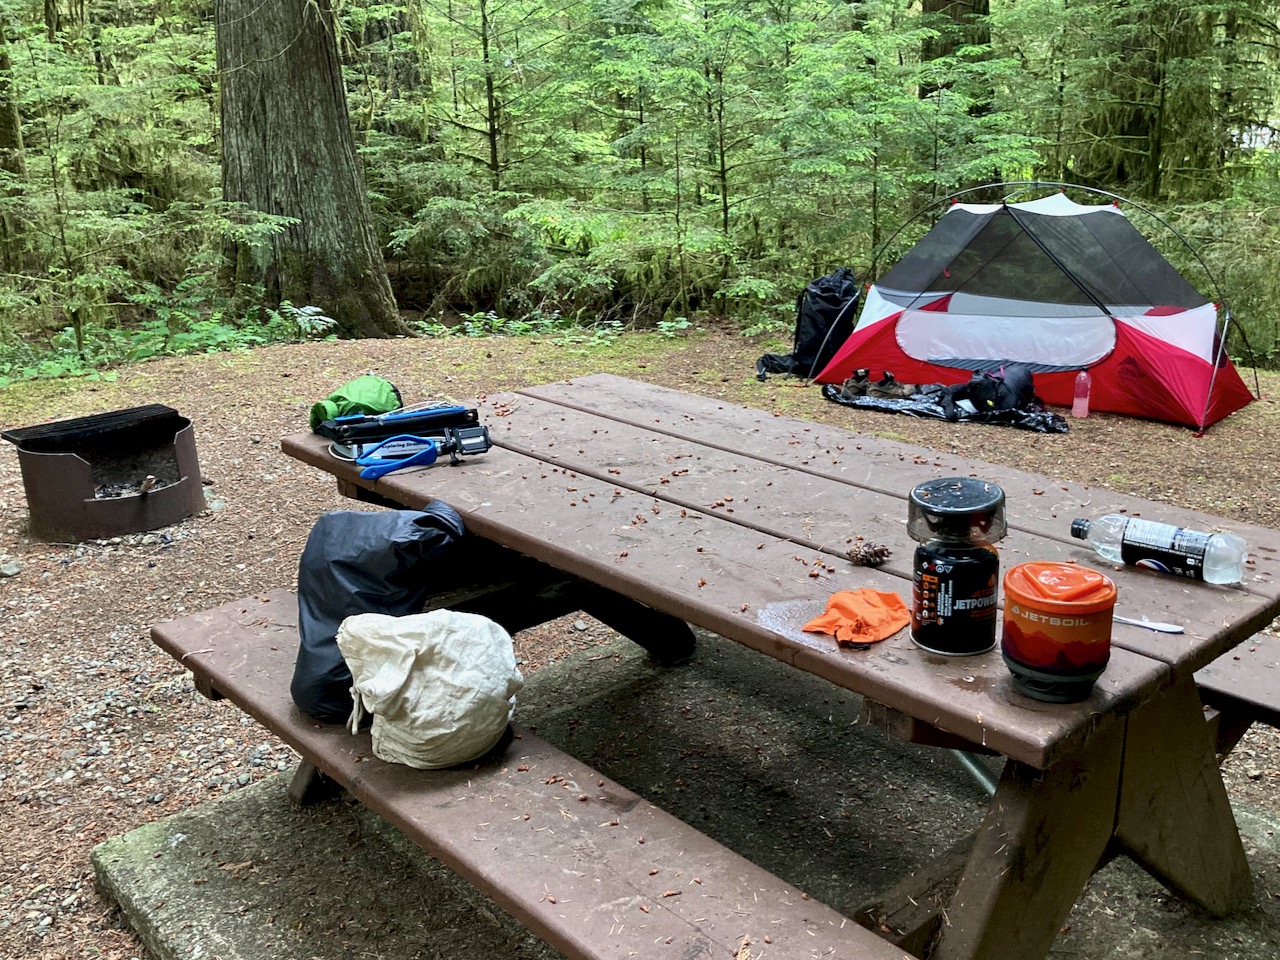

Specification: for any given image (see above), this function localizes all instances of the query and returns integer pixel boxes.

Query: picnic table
[267,373,1280,960]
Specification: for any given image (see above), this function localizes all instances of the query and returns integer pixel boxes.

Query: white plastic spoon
[1113,615,1184,634]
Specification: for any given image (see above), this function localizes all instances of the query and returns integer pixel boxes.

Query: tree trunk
[0,35,25,272]
[714,77,730,316]
[0,42,23,179]
[920,0,991,103]
[217,0,406,338]
[478,0,501,191]
[44,0,60,41]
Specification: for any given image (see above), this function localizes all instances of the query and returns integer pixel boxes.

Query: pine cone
[846,539,892,567]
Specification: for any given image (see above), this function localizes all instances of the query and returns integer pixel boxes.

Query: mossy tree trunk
[918,0,994,201]
[0,34,25,274]
[217,0,407,338]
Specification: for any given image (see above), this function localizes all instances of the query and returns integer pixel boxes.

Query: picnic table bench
[152,590,903,960]
[153,374,1280,960]
[1196,634,1280,754]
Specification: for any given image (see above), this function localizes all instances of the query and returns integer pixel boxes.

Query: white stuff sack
[336,610,523,769]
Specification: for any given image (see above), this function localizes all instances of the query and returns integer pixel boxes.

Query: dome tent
[815,192,1254,431]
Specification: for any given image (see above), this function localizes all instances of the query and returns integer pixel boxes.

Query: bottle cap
[1070,518,1090,540]
[907,477,1007,544]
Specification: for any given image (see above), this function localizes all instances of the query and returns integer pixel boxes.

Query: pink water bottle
[1072,369,1091,418]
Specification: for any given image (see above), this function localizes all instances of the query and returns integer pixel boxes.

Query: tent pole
[1199,306,1259,433]
[1004,206,1113,318]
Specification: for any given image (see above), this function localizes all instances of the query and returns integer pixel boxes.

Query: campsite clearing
[0,330,1277,960]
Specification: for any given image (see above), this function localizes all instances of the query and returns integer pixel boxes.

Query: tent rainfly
[814,193,1254,430]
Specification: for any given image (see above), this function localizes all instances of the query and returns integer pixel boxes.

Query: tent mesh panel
[879,208,1208,310]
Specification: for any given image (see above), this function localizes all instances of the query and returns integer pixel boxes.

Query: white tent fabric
[951,193,1125,217]
[1115,303,1219,363]
[897,309,1116,368]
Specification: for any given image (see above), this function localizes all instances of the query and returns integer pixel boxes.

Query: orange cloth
[803,589,910,647]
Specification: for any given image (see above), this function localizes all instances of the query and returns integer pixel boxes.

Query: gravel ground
[1,331,1277,959]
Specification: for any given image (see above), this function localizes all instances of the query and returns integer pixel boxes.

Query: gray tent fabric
[877,203,1206,311]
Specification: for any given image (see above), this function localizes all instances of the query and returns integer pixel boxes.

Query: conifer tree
[217,0,406,337]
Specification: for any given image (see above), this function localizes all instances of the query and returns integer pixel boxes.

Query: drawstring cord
[348,689,366,735]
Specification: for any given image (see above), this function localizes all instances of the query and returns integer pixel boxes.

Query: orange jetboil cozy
[1001,562,1117,703]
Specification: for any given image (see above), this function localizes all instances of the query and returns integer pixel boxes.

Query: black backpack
[756,268,860,380]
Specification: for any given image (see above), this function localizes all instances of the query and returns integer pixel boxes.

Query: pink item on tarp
[803,589,910,647]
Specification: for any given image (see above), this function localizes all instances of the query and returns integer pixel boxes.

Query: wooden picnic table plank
[1195,634,1280,730]
[513,374,1280,584]
[481,393,1273,673]
[506,377,1280,672]
[283,431,1167,770]
[152,592,908,960]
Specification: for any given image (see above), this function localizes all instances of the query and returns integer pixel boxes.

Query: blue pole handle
[356,435,441,480]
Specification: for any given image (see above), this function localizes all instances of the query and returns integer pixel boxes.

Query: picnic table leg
[287,760,342,806]
[1113,673,1253,915]
[576,583,697,665]
[930,728,1122,960]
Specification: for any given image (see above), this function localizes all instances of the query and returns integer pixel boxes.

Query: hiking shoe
[867,373,918,399]
[839,369,872,397]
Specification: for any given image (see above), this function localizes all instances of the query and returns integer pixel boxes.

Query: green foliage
[1164,195,1280,367]
[0,271,339,385]
[988,0,1275,202]
[656,317,692,338]
[277,302,339,339]
[413,307,585,340]
[0,320,120,387]
[5,0,1280,371]
[408,305,624,356]
[548,319,625,353]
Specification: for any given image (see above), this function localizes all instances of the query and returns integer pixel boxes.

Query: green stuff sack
[309,375,403,431]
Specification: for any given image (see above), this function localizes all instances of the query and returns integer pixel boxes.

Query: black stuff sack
[950,363,1036,412]
[291,505,467,722]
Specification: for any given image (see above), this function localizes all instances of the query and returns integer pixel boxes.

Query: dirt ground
[0,329,1277,959]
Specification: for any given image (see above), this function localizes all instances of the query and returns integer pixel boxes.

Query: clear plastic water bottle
[1070,515,1247,584]
[1071,369,1091,418]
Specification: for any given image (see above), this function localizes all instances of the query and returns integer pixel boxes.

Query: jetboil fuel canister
[907,477,1007,656]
